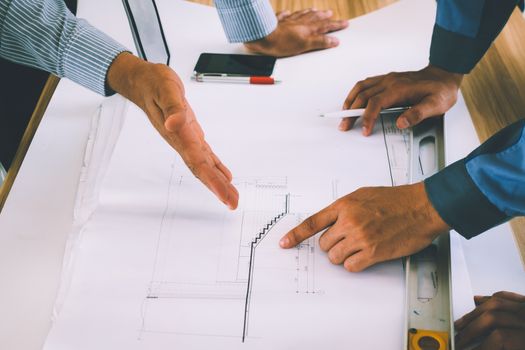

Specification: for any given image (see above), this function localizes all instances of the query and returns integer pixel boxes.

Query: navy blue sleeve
[430,0,518,73]
[425,119,525,239]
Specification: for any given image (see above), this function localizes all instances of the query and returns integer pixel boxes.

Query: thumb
[276,10,291,20]
[308,35,339,51]
[396,96,443,129]
[163,100,189,132]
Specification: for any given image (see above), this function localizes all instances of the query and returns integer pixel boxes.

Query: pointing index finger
[280,205,338,248]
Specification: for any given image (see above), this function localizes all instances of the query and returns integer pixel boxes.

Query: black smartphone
[193,53,276,76]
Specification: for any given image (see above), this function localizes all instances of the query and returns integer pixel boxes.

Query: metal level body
[381,115,453,350]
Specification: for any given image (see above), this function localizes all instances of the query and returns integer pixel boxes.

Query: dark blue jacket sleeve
[430,0,518,73]
[425,120,525,239]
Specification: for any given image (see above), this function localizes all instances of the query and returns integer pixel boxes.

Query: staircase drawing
[242,194,290,342]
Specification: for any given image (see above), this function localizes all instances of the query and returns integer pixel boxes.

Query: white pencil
[320,106,410,118]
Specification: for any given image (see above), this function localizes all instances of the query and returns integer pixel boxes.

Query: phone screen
[194,53,276,76]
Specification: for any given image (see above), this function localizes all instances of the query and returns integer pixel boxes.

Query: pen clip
[194,73,250,78]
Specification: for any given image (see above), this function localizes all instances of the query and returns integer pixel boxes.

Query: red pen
[194,74,281,85]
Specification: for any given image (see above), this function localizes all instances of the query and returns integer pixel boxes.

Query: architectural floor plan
[41,1,445,348]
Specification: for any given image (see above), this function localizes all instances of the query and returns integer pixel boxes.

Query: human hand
[340,65,463,136]
[455,291,525,350]
[279,183,449,272]
[107,52,239,209]
[244,9,348,57]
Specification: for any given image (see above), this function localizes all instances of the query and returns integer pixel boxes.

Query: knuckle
[384,72,397,81]
[152,62,166,73]
[361,238,373,252]
[303,216,317,231]
[337,194,353,205]
[318,236,329,252]
[321,23,332,32]
[354,187,367,195]
[356,91,371,103]
[486,298,504,311]
[368,96,384,109]
[488,329,507,346]
[481,310,498,327]
[364,76,378,85]
[409,108,424,122]
[339,221,354,236]
[328,250,341,264]
[353,187,371,199]
[354,80,366,90]
[389,81,405,91]
[290,229,302,243]
[332,197,343,208]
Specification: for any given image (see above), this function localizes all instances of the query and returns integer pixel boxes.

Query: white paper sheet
[43,1,475,349]
[44,108,404,349]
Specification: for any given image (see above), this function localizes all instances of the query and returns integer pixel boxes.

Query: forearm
[430,0,518,74]
[425,119,525,238]
[214,0,277,42]
[0,0,129,96]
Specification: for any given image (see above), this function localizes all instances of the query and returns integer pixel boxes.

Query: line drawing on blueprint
[242,193,289,341]
[138,170,323,342]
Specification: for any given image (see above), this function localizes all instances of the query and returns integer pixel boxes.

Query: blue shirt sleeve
[430,0,518,73]
[425,119,525,239]
[435,0,485,38]
[0,0,129,96]
[214,0,278,43]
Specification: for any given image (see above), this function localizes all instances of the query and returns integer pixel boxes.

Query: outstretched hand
[244,9,348,57]
[107,52,239,210]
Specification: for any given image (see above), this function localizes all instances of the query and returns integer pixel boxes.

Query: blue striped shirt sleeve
[0,0,129,96]
[214,0,277,43]
[425,120,525,239]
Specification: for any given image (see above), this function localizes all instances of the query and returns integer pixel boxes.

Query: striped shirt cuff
[214,0,277,43]
[61,16,129,96]
[0,2,8,28]
[0,0,128,96]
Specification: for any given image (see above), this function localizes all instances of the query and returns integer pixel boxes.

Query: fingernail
[397,117,409,129]
[279,237,289,248]
[328,37,339,46]
[362,126,368,136]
